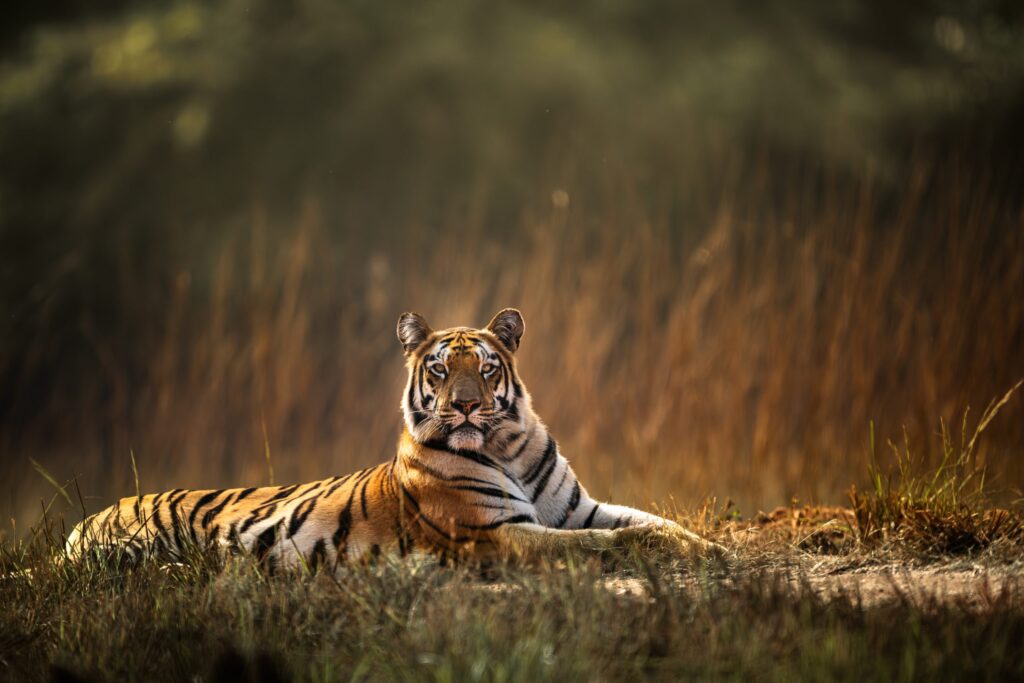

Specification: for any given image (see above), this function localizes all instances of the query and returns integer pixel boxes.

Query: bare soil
[596,505,1024,608]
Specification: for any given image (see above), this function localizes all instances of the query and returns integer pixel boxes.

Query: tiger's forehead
[425,328,500,361]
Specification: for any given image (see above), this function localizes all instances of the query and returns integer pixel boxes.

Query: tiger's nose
[454,398,480,415]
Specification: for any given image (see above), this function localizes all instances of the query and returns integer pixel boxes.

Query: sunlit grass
[6,164,1023,527]
[850,381,1024,554]
[2,513,1022,682]
[4,400,1022,680]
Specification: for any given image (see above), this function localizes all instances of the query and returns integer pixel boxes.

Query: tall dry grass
[2,160,1023,530]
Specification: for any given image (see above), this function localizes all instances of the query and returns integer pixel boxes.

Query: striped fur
[66,309,713,569]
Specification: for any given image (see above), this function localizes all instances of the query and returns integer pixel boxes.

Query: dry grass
[4,400,1023,681]
[849,381,1024,554]
[2,160,1023,529]
[3,498,1023,682]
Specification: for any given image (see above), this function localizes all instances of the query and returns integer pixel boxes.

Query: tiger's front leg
[569,498,721,552]
[486,523,627,562]
[488,519,719,564]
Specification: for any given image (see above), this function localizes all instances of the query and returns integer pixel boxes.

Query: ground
[2,504,1022,682]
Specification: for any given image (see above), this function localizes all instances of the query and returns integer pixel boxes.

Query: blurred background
[2,0,1023,530]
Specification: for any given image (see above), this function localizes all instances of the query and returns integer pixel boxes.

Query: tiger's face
[397,308,526,452]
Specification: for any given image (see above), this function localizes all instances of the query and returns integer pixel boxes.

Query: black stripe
[496,428,521,451]
[582,503,600,529]
[396,520,408,556]
[287,496,318,537]
[553,480,582,529]
[550,466,570,497]
[398,484,421,512]
[309,538,327,570]
[240,483,309,532]
[472,501,531,512]
[263,484,300,505]
[151,497,168,538]
[405,455,497,486]
[331,489,357,549]
[237,502,277,535]
[451,484,527,503]
[506,397,519,421]
[201,489,242,529]
[320,473,355,500]
[226,523,241,552]
[523,437,556,484]
[235,487,257,502]
[568,480,581,511]
[420,441,520,482]
[386,460,397,496]
[359,477,371,519]
[499,361,510,397]
[253,524,278,561]
[418,363,426,405]
[167,490,190,550]
[421,441,504,470]
[530,453,560,503]
[350,467,377,523]
[187,490,223,534]
[355,467,377,484]
[457,514,535,530]
[510,429,533,460]
[400,484,473,543]
[237,510,264,535]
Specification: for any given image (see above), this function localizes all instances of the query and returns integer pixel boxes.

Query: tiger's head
[397,308,529,453]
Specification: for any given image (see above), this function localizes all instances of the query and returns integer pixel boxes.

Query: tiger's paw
[614,521,729,559]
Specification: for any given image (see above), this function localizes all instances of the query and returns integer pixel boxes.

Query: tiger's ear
[486,308,525,353]
[397,312,433,355]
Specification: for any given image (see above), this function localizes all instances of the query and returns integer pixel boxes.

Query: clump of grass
[850,381,1024,554]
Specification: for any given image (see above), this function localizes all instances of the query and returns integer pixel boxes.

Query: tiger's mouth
[446,421,485,450]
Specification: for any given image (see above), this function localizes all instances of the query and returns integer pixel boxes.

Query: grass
[3,405,1023,682]
[850,381,1024,554]
[2,511,1023,682]
[1,453,1021,681]
[3,160,1024,527]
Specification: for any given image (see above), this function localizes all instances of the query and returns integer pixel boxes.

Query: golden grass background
[3,2,1024,532]
[3,158,1022,530]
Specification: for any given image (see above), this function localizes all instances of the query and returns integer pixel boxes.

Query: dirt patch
[603,505,1024,607]
[597,558,1022,610]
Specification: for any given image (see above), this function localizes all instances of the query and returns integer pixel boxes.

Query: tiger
[65,308,716,570]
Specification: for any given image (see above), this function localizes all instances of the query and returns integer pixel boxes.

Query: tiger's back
[66,463,413,569]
